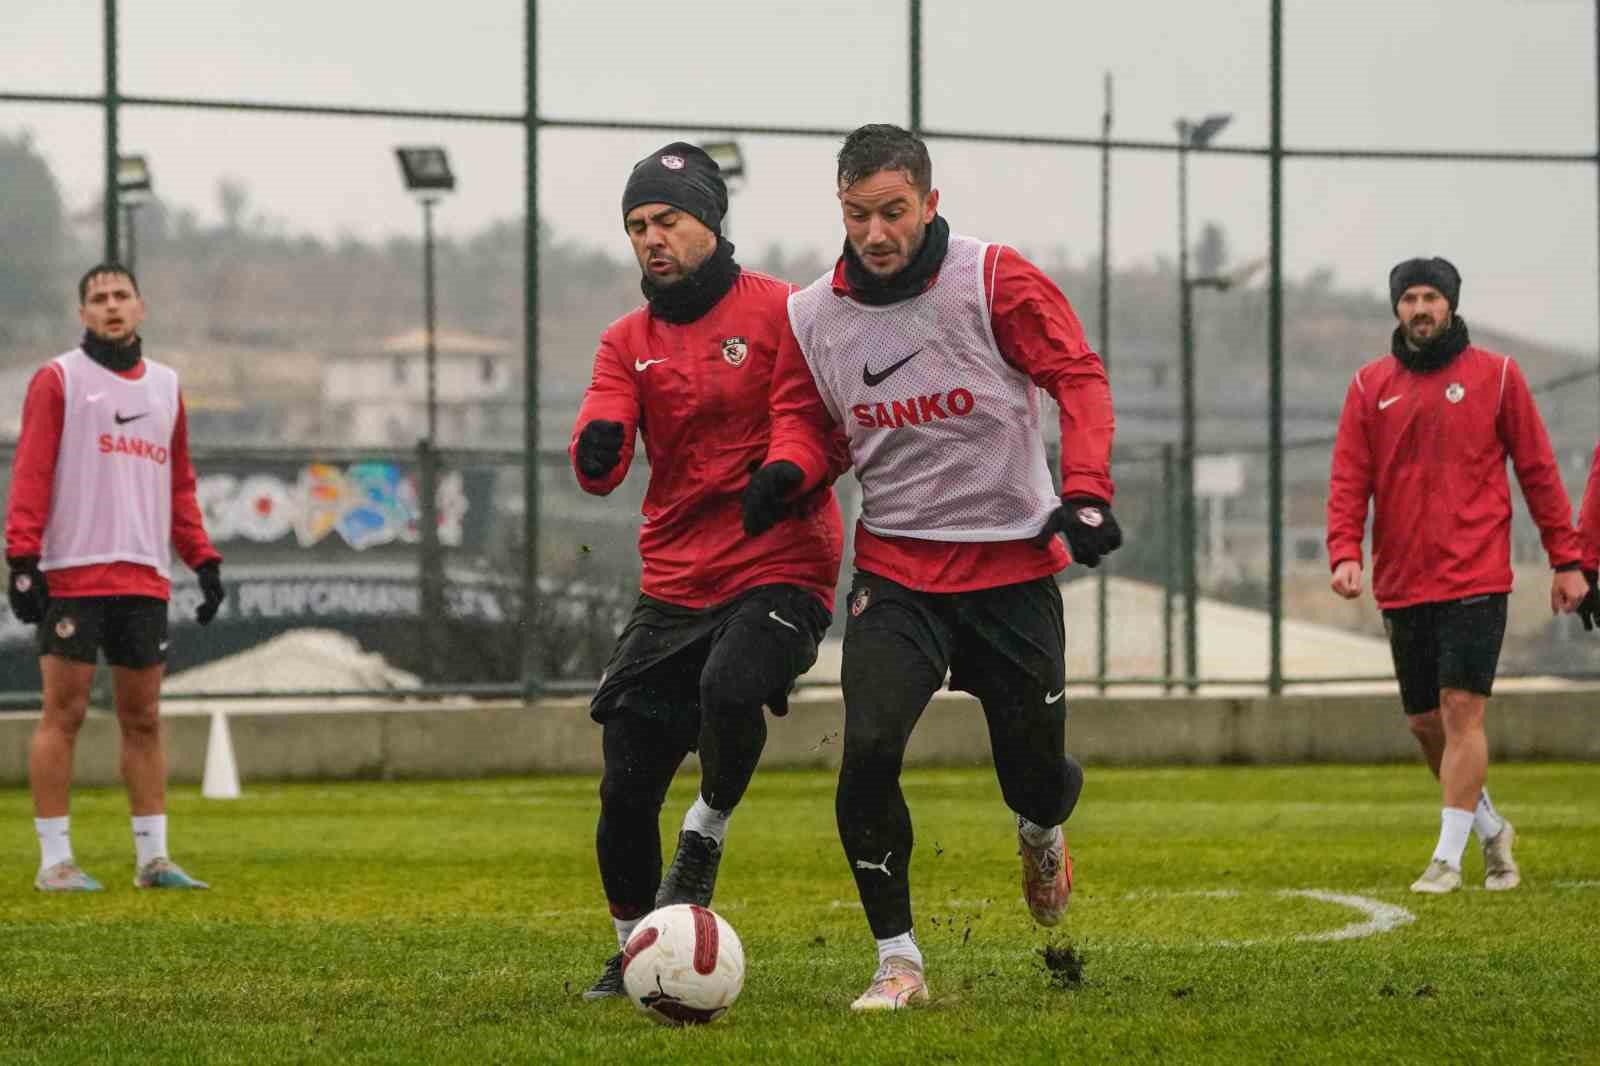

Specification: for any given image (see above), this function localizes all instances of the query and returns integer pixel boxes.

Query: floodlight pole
[1176,121,1199,695]
[418,195,444,651]
[121,202,139,271]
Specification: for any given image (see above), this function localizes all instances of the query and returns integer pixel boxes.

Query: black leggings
[595,589,822,917]
[835,572,1084,938]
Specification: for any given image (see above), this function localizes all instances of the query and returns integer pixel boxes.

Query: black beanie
[621,142,728,235]
[1389,256,1461,312]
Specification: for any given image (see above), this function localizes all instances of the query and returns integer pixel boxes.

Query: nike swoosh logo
[768,610,799,633]
[634,358,668,372]
[1377,396,1402,411]
[114,411,148,425]
[158,640,170,651]
[1045,688,1066,704]
[86,392,104,403]
[862,348,922,387]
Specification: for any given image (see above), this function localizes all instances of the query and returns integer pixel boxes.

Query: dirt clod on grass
[1039,942,1085,990]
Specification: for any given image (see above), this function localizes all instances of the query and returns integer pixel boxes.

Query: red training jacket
[1326,344,1579,610]
[766,244,1114,593]
[570,270,846,610]
[6,357,220,600]
[1580,440,1600,572]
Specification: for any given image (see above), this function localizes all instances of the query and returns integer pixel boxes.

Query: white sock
[613,915,640,951]
[1472,789,1505,843]
[1019,817,1061,849]
[35,816,72,870]
[1431,807,1475,870]
[876,931,922,969]
[131,814,168,868]
[680,794,731,846]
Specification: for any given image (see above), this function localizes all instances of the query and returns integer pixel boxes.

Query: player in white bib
[744,125,1120,1010]
[6,264,225,892]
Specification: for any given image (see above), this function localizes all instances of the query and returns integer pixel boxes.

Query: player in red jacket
[571,144,846,999]
[1579,441,1600,630]
[745,125,1118,1010]
[6,264,225,893]
[1326,256,1587,895]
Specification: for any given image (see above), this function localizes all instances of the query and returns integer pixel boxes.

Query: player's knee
[1439,689,1485,731]
[1406,709,1444,743]
[115,706,160,741]
[598,770,663,816]
[698,659,773,723]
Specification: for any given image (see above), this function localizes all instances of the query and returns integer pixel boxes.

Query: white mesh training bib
[787,234,1057,541]
[39,348,180,577]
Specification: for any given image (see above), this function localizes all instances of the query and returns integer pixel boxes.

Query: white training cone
[201,709,241,800]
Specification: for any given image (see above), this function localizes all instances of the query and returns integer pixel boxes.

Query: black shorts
[589,583,830,741]
[843,570,1066,700]
[1382,592,1508,714]
[37,595,169,669]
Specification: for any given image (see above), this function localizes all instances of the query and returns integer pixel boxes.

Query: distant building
[322,329,521,447]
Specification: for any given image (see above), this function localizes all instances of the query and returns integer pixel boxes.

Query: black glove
[195,561,225,625]
[1579,569,1600,632]
[742,461,804,537]
[1034,496,1123,568]
[575,420,626,479]
[6,556,49,625]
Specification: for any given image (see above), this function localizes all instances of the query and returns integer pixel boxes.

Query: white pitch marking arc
[1118,887,1415,947]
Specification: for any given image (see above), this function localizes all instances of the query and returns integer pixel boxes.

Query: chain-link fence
[3,0,1598,703]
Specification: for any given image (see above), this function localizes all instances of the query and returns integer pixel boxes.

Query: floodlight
[395,147,456,195]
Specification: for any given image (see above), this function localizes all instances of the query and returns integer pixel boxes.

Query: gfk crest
[721,337,749,367]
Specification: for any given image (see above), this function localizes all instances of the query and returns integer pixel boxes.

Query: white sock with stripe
[36,816,72,870]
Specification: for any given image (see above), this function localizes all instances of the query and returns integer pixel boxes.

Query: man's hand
[6,556,49,624]
[1330,560,1363,600]
[1034,496,1123,568]
[1552,566,1589,616]
[742,461,804,537]
[1577,569,1599,632]
[575,420,626,479]
[196,561,225,625]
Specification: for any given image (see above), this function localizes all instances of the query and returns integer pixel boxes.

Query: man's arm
[1579,440,1600,572]
[569,334,641,496]
[170,394,222,570]
[1325,373,1373,573]
[1498,358,1581,568]
[763,318,841,495]
[4,366,64,560]
[985,246,1114,502]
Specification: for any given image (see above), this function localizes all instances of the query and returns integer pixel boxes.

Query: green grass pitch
[2,762,1597,1064]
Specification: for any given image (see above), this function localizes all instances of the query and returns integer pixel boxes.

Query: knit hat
[621,142,728,234]
[1389,257,1461,312]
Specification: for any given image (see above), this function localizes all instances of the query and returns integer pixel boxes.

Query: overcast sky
[5,0,1599,351]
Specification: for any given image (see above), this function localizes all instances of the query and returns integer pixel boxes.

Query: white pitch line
[1285,889,1416,943]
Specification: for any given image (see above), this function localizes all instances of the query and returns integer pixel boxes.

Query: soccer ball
[620,903,745,1026]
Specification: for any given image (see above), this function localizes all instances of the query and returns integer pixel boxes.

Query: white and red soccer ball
[621,903,745,1026]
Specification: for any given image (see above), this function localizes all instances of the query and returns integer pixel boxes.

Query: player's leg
[955,576,1082,927]
[1438,594,1517,890]
[1385,604,1460,892]
[836,574,949,1010]
[29,598,103,891]
[658,586,829,909]
[587,712,693,999]
[104,597,203,889]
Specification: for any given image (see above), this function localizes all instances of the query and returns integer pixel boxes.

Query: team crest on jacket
[55,617,76,640]
[1445,383,1465,404]
[850,588,871,617]
[721,337,749,367]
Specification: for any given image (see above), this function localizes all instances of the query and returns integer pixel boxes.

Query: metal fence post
[1162,443,1176,694]
[103,0,119,261]
[1267,0,1285,696]
[1095,72,1113,695]
[521,0,543,701]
